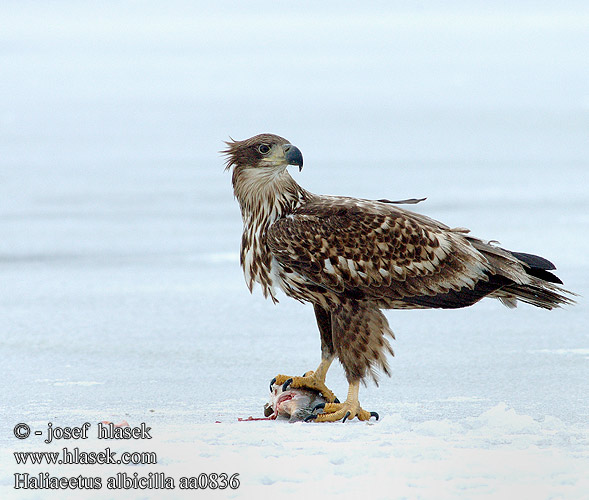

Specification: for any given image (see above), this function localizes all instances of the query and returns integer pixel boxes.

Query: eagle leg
[305,381,378,423]
[271,357,338,403]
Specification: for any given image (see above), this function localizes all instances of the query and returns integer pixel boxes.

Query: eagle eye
[258,144,271,155]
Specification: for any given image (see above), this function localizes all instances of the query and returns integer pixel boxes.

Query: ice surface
[1,1,588,498]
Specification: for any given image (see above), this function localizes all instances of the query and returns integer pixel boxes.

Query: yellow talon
[271,359,337,403]
[313,402,373,422]
[272,373,337,403]
[308,381,379,423]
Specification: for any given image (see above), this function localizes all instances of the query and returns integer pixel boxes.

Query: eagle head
[222,133,304,173]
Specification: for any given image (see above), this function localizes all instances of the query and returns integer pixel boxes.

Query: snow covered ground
[1,1,588,498]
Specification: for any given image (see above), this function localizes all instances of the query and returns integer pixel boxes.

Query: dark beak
[283,144,304,171]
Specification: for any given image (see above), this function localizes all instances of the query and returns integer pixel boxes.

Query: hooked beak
[283,144,304,171]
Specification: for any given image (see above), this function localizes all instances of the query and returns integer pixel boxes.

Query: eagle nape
[224,133,575,424]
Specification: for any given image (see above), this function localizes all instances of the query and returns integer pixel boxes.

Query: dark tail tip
[511,251,563,284]
[511,251,555,270]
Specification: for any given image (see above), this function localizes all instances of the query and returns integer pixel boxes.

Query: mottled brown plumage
[223,133,575,422]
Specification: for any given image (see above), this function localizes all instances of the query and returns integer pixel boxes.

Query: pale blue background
[1,3,587,494]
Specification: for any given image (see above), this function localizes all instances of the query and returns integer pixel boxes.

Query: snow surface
[1,1,588,499]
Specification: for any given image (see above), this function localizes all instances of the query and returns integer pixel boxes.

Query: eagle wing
[267,196,498,307]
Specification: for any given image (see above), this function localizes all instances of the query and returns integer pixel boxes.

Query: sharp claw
[304,414,317,422]
[282,378,293,391]
[312,403,325,413]
[334,397,340,404]
[270,377,276,391]
[342,411,351,423]
[370,411,379,421]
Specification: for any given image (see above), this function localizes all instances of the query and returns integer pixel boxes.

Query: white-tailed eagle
[223,133,574,422]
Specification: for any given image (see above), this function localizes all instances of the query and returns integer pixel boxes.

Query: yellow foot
[303,381,379,422]
[271,373,338,404]
[306,400,379,422]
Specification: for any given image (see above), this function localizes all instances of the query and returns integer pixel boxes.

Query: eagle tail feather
[494,282,575,310]
[475,244,576,309]
[404,242,576,310]
[509,251,563,284]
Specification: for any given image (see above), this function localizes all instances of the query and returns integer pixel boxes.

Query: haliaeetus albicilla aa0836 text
[223,133,575,423]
